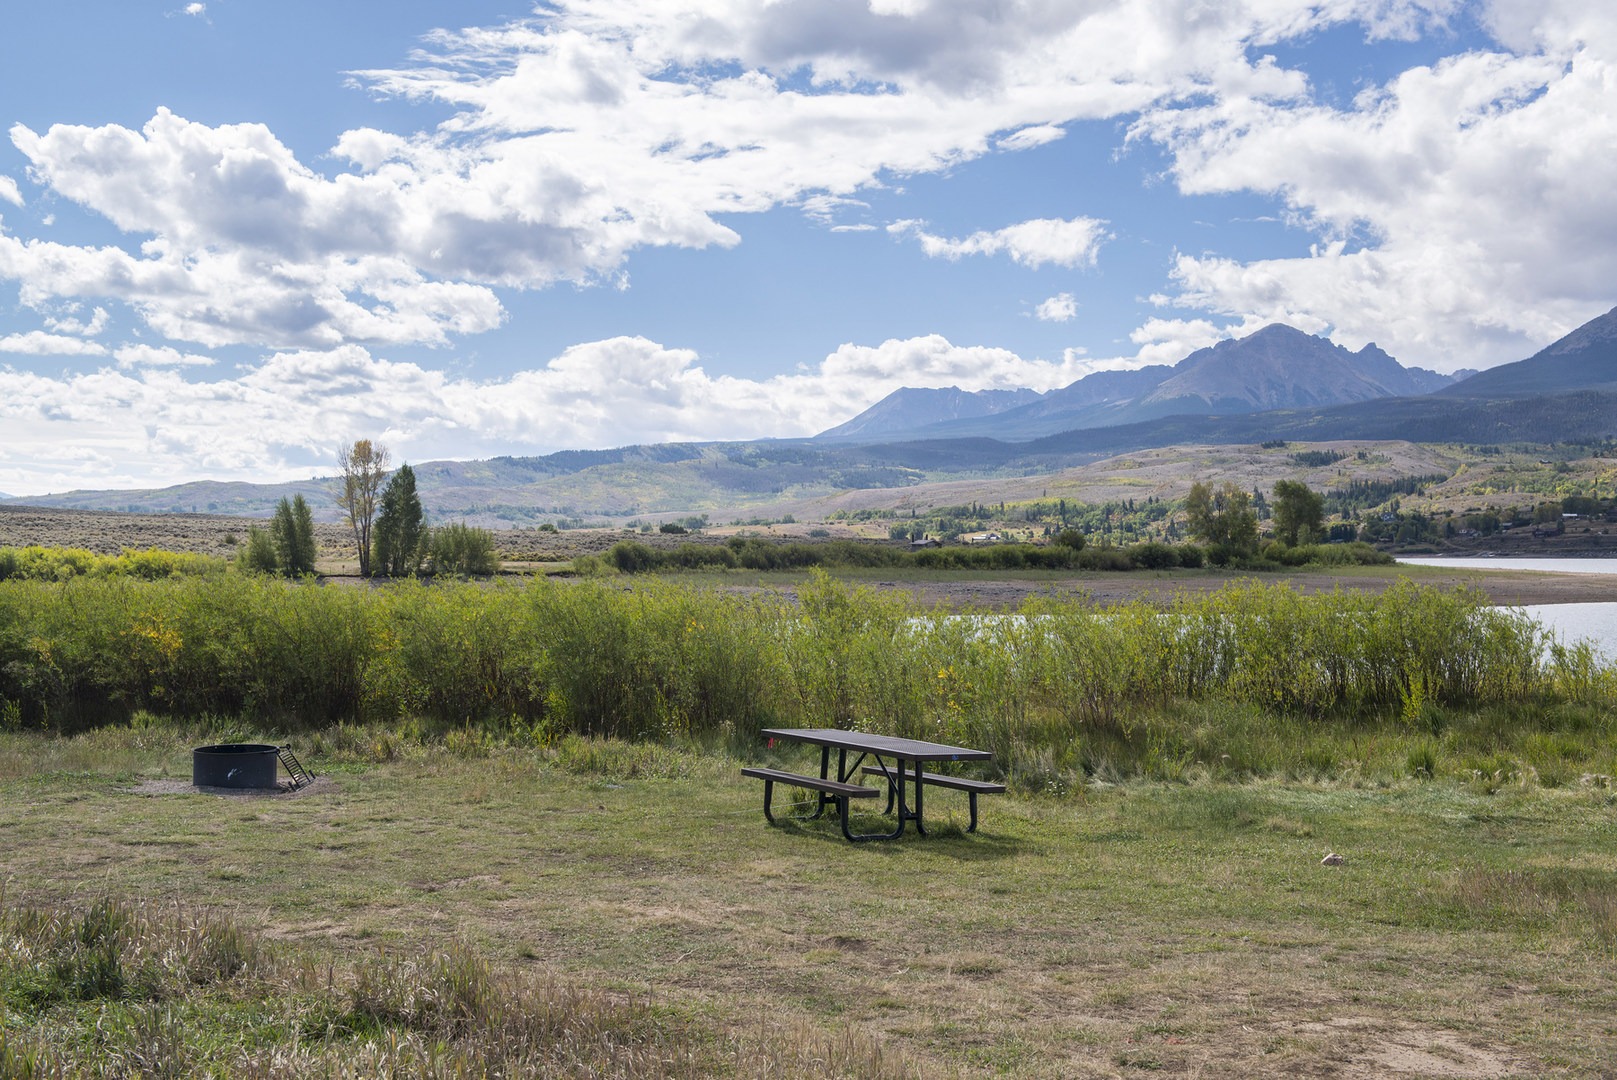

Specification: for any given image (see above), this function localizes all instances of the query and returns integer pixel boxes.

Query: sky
[1,0,1614,496]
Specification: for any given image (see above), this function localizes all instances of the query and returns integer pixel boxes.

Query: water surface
[1398,556,1617,575]
[1517,603,1617,661]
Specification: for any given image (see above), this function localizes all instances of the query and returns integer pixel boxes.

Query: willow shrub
[0,572,1594,770]
[0,545,226,582]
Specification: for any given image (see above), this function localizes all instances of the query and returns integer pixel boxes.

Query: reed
[1,571,1608,788]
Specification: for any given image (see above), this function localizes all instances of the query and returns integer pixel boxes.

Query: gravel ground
[126,777,339,798]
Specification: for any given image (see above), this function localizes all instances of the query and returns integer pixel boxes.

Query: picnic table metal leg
[810,745,832,819]
[911,759,927,836]
[760,777,778,823]
[843,792,904,842]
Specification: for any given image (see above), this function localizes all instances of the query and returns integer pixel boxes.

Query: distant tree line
[239,441,501,578]
[583,524,1387,577]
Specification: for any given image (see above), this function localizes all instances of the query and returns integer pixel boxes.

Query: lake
[1397,556,1617,659]
[1398,556,1617,575]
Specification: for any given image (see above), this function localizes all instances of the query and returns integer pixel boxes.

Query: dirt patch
[126,776,338,799]
[1265,1017,1520,1078]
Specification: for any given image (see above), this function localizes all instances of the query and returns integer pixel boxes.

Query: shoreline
[699,563,1617,611]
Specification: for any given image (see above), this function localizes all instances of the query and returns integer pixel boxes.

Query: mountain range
[1435,305,1617,398]
[4,305,1616,524]
[822,307,1617,445]
[817,323,1469,442]
[817,386,1042,440]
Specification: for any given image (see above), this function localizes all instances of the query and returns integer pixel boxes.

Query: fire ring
[192,743,282,789]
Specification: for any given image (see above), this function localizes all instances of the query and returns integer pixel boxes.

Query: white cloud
[185,3,206,16]
[44,306,109,337]
[1132,2,1617,368]
[900,217,1111,269]
[799,193,869,226]
[1035,292,1078,322]
[3,1,1416,355]
[114,344,216,369]
[1127,317,1233,366]
[997,124,1065,151]
[0,331,1102,493]
[0,176,21,207]
[0,331,108,356]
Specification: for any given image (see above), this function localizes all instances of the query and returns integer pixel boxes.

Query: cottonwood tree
[334,440,390,577]
[1183,480,1258,557]
[373,463,426,576]
[1271,480,1325,547]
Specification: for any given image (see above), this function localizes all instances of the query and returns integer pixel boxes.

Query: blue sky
[1,1,1614,495]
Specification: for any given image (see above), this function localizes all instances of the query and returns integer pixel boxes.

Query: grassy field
[3,727,1616,1077]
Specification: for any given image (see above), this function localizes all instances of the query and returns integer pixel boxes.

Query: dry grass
[0,504,759,573]
[3,729,1615,1076]
[748,440,1467,522]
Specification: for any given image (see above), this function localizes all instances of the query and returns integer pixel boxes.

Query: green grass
[3,727,1616,1076]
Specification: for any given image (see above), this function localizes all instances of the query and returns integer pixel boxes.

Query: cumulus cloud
[114,344,216,369]
[44,306,109,337]
[0,176,21,207]
[0,331,108,356]
[898,217,1111,269]
[1134,1,1617,367]
[1,1,1426,354]
[0,331,1100,493]
[1035,292,1078,322]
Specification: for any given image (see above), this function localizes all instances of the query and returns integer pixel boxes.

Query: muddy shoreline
[714,564,1617,611]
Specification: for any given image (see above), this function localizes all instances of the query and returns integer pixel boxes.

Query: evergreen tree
[270,494,319,575]
[373,464,426,577]
[293,494,317,574]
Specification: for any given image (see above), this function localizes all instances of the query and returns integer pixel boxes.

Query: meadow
[3,729,1617,1077]
[3,570,1616,1075]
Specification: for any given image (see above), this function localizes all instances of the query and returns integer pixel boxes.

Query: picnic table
[741,727,1001,841]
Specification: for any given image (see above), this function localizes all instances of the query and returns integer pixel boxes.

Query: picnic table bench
[739,767,880,842]
[742,728,998,841]
[859,766,1005,832]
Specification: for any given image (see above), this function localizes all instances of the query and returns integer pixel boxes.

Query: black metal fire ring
[192,743,281,789]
